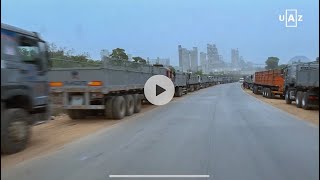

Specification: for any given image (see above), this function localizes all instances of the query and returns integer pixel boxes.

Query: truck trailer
[48,58,179,120]
[252,69,285,99]
[283,62,319,110]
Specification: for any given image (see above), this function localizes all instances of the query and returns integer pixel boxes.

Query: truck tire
[105,96,114,119]
[285,90,292,104]
[175,87,183,97]
[253,86,257,94]
[112,96,126,119]
[133,94,142,113]
[301,92,310,110]
[262,88,266,97]
[266,88,272,99]
[1,108,31,154]
[124,95,134,116]
[296,91,303,108]
[189,85,194,92]
[67,110,86,119]
[264,88,267,97]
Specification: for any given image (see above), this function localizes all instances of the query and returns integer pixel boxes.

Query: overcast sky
[2,0,319,66]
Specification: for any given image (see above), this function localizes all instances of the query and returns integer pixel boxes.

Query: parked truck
[283,62,319,110]
[173,71,187,97]
[252,69,285,99]
[243,75,253,89]
[48,58,178,120]
[1,23,50,154]
[186,73,201,92]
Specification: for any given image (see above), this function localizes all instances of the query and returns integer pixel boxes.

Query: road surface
[2,83,319,180]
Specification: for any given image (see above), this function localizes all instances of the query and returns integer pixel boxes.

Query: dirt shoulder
[243,87,319,126]
[1,104,157,169]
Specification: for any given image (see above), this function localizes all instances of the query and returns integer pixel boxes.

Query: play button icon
[144,75,175,106]
[156,84,166,96]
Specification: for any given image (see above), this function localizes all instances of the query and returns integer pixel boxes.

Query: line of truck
[243,62,319,110]
[48,58,232,120]
[1,23,235,154]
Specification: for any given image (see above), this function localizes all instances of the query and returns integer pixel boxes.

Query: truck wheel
[264,88,268,97]
[296,91,303,108]
[1,108,31,154]
[189,86,194,92]
[179,87,183,96]
[124,95,134,116]
[112,96,126,119]
[175,87,183,97]
[67,110,86,119]
[262,88,265,97]
[285,90,292,104]
[266,88,272,99]
[133,94,142,113]
[301,92,310,110]
[105,96,114,119]
[253,86,257,94]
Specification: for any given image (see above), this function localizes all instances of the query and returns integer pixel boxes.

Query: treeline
[48,43,102,68]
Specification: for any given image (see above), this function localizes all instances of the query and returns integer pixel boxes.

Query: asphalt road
[2,83,319,180]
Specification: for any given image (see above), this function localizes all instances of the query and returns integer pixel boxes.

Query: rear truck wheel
[179,87,183,96]
[189,85,194,92]
[262,88,266,97]
[112,96,126,119]
[285,90,292,104]
[265,89,269,98]
[1,108,31,154]
[301,92,310,110]
[124,95,134,116]
[67,109,86,119]
[133,94,142,113]
[296,91,303,108]
[175,87,183,97]
[104,96,114,119]
[266,88,272,99]
[184,87,188,94]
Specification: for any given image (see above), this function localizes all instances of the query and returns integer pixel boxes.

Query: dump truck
[283,62,319,110]
[48,58,180,120]
[252,69,285,98]
[1,23,50,154]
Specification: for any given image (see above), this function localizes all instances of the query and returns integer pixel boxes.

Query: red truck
[252,69,285,99]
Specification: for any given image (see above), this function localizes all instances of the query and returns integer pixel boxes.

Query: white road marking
[109,175,210,178]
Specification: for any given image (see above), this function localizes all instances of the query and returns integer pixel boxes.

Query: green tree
[265,57,280,70]
[48,43,101,68]
[194,70,203,75]
[109,48,128,60]
[132,56,147,64]
[278,64,287,69]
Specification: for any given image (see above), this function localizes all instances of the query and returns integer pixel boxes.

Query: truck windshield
[17,37,40,63]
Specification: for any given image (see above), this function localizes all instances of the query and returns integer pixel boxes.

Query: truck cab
[1,23,50,154]
[283,62,319,109]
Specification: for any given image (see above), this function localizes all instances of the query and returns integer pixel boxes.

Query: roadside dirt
[1,104,157,169]
[243,87,319,126]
